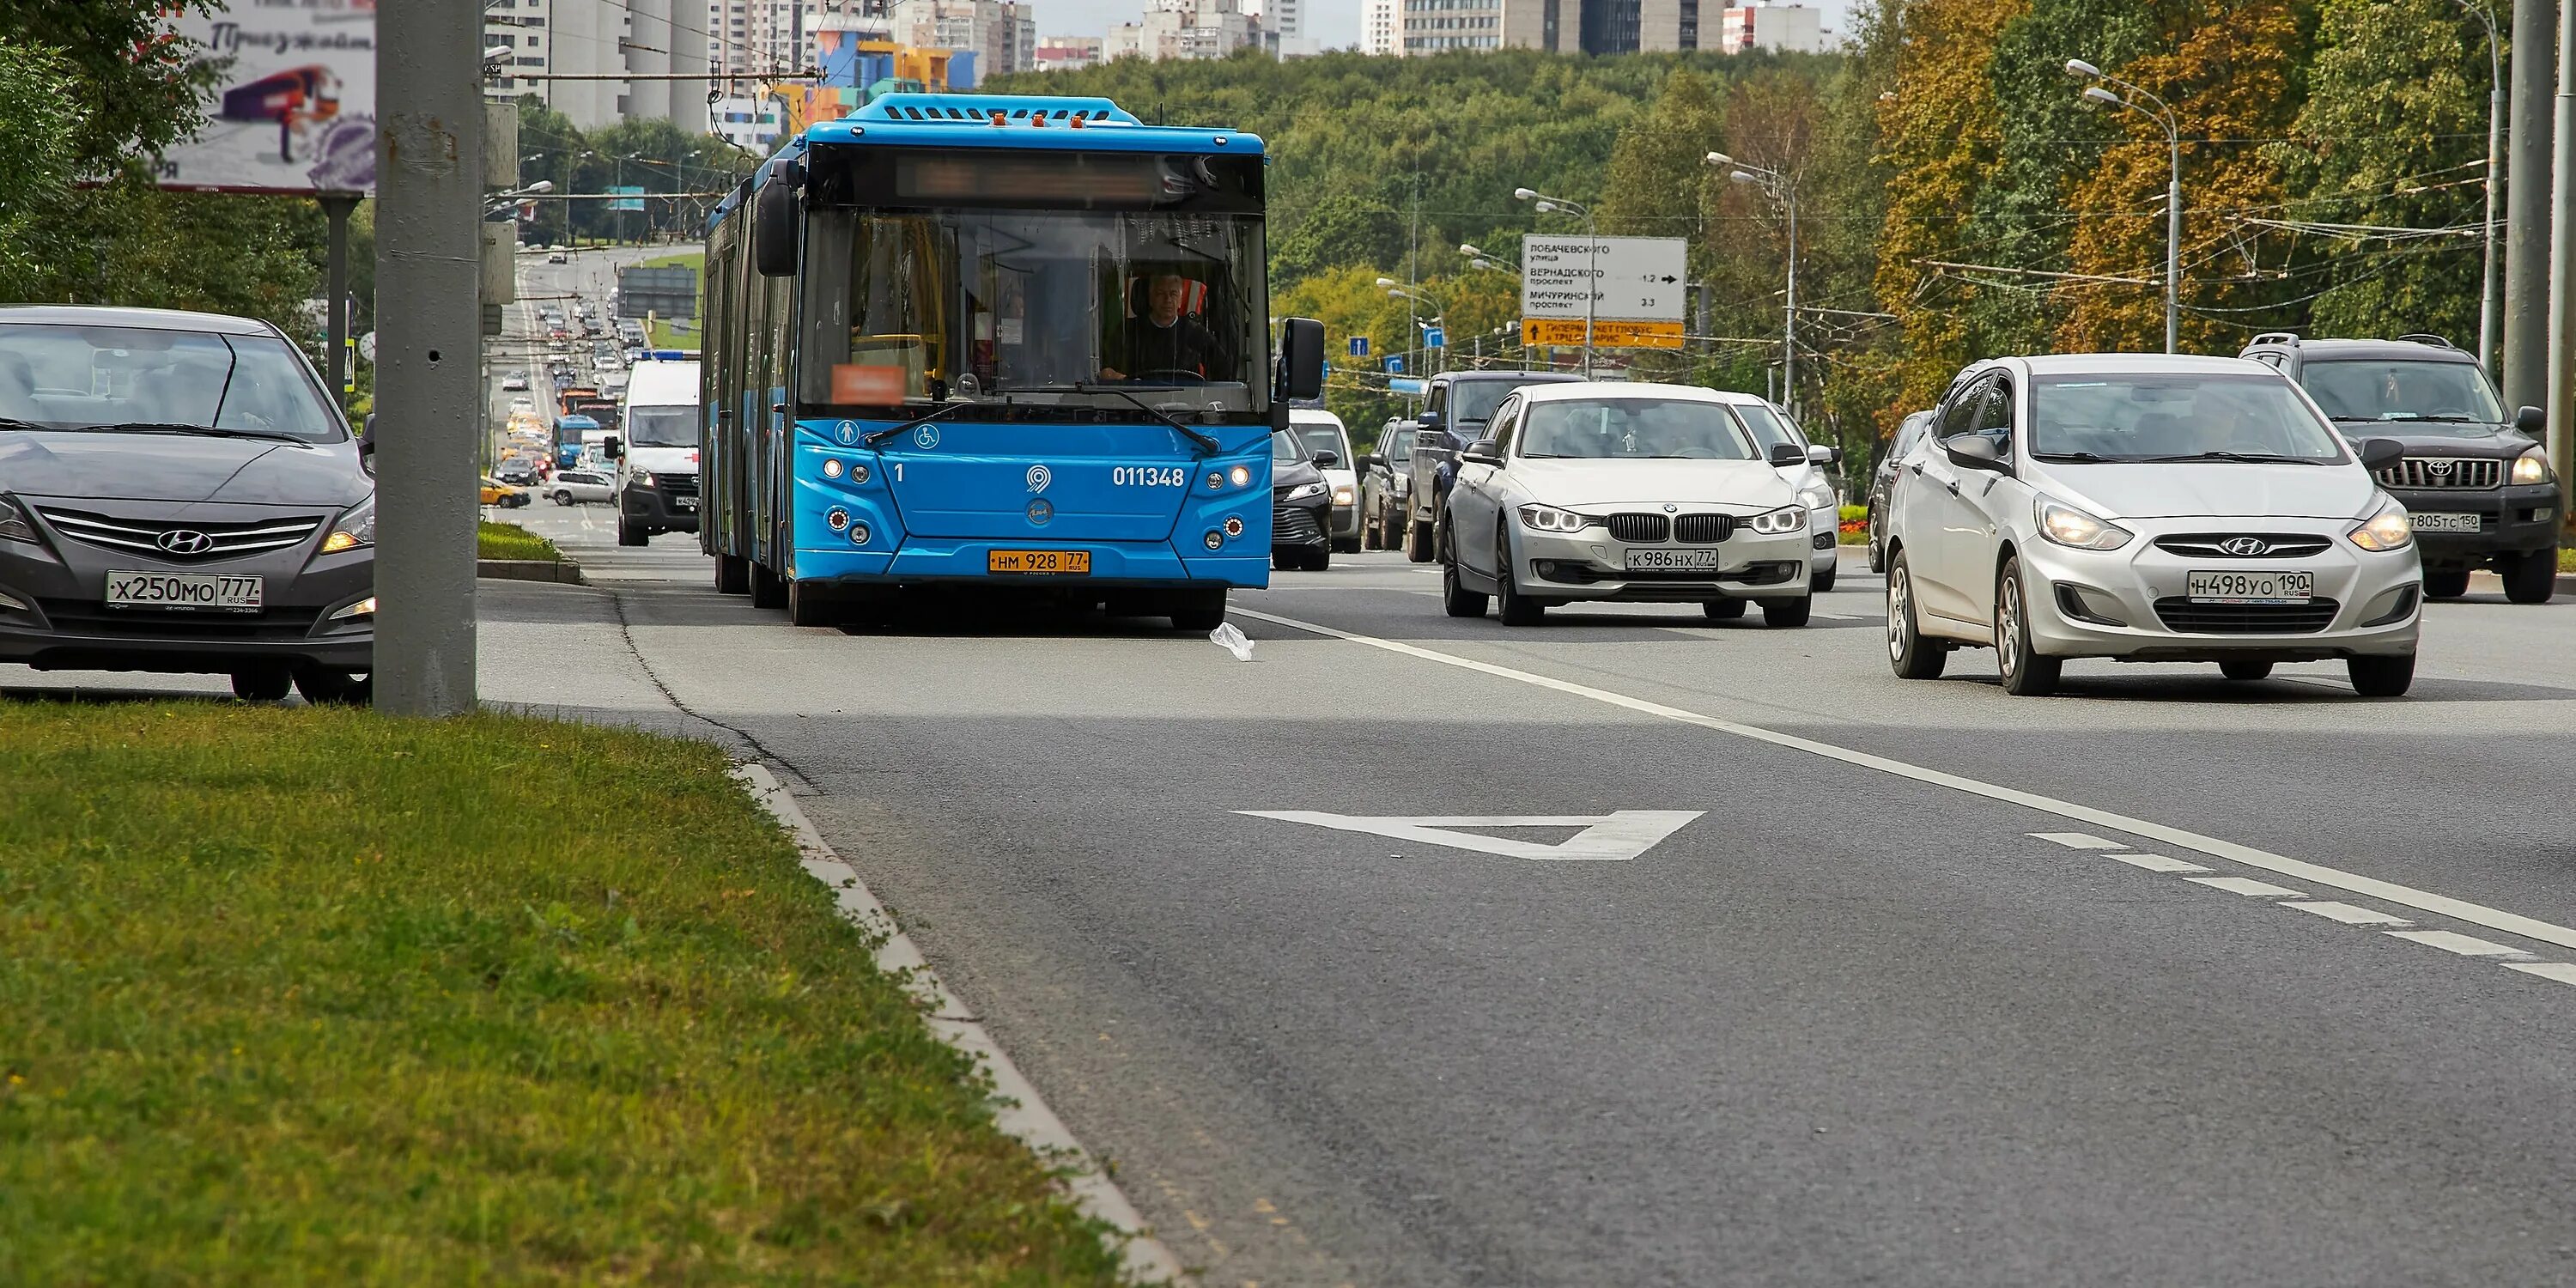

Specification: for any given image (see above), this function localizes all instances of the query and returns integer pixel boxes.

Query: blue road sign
[1385,355,1406,374]
[1350,336,1371,357]
[1389,377,1426,395]
[1424,326,1445,349]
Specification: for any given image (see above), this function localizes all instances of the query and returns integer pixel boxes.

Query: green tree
[0,39,82,287]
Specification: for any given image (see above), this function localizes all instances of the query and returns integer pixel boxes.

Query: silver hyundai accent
[0,307,375,702]
[1882,354,2421,696]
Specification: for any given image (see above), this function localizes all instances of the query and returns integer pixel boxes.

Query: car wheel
[1273,548,1295,571]
[2423,566,2471,599]
[1405,517,1434,563]
[2220,660,2274,681]
[1703,597,1747,621]
[1761,594,1813,629]
[291,665,371,706]
[1333,536,1361,555]
[2348,653,2415,697]
[1170,590,1227,632]
[1439,524,1487,618]
[714,553,750,595]
[1994,557,2061,696]
[1811,567,1838,594]
[2502,549,2558,604]
[1887,550,1947,680]
[553,490,574,506]
[230,666,292,702]
[1496,527,1544,626]
[617,515,648,546]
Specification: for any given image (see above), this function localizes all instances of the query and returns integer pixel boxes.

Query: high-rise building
[1716,3,1823,52]
[1104,0,1261,62]
[485,0,708,131]
[1362,0,1400,53]
[1033,33,1103,70]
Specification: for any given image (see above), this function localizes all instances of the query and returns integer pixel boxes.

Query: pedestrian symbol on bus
[1350,336,1370,357]
[836,420,860,446]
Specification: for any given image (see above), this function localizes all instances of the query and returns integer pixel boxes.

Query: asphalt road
[460,508,2576,1287]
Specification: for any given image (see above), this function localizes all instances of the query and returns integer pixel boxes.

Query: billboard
[160,0,377,194]
[606,185,647,213]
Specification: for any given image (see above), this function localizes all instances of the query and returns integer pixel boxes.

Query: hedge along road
[458,544,2576,1288]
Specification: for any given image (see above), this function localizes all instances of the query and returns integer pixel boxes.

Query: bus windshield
[799,206,1269,420]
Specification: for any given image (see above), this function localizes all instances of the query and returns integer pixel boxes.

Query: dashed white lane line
[1230,605,2576,959]
[2188,876,2309,899]
[2106,853,2209,873]
[2506,962,2576,985]
[2286,901,2415,927]
[2032,832,2127,850]
[2388,929,2533,959]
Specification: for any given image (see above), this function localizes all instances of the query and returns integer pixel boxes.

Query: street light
[2453,0,2503,374]
[2068,58,2182,354]
[1710,152,1802,419]
[1515,186,1595,376]
[1388,285,1446,373]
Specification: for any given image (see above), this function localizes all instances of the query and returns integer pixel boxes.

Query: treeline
[1001,2,2500,462]
[509,100,758,247]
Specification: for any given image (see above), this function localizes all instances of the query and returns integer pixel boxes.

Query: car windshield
[1728,401,1807,452]
[1388,427,1415,457]
[1519,398,1759,460]
[1272,428,1308,462]
[0,323,345,442]
[1293,422,1345,459]
[2298,359,2505,435]
[626,405,696,449]
[1449,380,1533,426]
[2032,374,2348,462]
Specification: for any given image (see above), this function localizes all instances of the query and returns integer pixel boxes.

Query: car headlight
[0,496,36,545]
[2036,498,2133,550]
[2348,496,2414,551]
[1331,485,1355,507]
[627,469,655,489]
[1518,503,1592,533]
[1284,481,1327,501]
[1749,505,1805,535]
[2512,447,2555,485]
[1797,483,1835,510]
[319,495,375,553]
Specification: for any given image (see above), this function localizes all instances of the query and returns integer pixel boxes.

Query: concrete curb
[729,763,1188,1286]
[2464,568,2576,598]
[476,558,586,585]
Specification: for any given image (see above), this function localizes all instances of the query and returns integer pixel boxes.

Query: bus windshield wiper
[0,417,52,431]
[80,422,307,444]
[1012,384,1223,454]
[862,399,986,447]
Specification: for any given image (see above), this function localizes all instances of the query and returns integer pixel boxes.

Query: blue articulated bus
[698,93,1327,628]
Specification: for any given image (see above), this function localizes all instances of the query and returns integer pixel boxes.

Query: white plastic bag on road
[1208,622,1255,661]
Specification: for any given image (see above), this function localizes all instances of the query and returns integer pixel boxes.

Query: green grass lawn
[477,519,562,562]
[633,250,704,351]
[0,708,1124,1285]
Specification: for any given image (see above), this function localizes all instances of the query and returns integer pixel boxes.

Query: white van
[610,356,702,546]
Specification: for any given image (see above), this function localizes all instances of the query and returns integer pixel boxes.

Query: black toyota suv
[2241,332,2559,602]
[1395,369,1586,562]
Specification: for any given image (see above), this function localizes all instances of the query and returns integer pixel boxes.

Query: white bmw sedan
[1438,382,1817,626]
[1883,354,2422,696]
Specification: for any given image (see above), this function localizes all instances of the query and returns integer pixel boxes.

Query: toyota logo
[156,529,215,556]
[2425,459,2455,474]
[2219,537,2271,556]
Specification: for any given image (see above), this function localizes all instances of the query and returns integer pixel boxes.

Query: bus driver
[1100,272,1224,381]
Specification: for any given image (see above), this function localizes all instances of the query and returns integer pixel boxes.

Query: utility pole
[374,0,484,715]
[2551,0,2576,506]
[2506,0,2554,414]
[320,194,360,410]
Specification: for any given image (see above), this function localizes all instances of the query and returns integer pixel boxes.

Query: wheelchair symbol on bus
[914,425,940,450]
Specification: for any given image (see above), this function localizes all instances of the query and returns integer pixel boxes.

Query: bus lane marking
[1238,811,1703,861]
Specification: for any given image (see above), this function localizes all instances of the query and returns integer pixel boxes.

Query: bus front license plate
[988,550,1091,575]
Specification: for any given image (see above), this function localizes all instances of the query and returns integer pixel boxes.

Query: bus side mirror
[753,177,799,277]
[1279,317,1325,402]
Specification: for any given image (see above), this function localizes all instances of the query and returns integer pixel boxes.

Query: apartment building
[485,0,709,131]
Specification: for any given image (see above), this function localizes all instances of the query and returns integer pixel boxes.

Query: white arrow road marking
[1239,811,1703,861]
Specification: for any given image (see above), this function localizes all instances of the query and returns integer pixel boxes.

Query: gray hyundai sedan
[0,306,374,702]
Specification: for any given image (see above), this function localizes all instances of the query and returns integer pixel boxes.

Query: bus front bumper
[791,541,1271,589]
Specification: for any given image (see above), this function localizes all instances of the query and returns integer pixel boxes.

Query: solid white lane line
[2105,853,2210,873]
[2505,962,2576,986]
[2032,832,2128,850]
[1232,605,2576,956]
[2188,876,2309,899]
[2284,901,2413,927]
[2387,929,2533,959]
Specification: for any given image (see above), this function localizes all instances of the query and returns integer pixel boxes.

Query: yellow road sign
[1521,319,1686,349]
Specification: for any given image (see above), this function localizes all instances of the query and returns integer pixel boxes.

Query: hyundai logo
[2219,537,2271,556]
[156,529,215,556]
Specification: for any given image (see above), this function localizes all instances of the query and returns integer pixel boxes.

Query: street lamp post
[2453,0,2504,374]
[2067,59,2181,354]
[1708,153,1800,419]
[1382,281,1446,374]
[1514,187,1595,377]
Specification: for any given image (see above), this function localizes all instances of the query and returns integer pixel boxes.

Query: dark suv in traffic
[0,306,375,700]
[2242,332,2558,602]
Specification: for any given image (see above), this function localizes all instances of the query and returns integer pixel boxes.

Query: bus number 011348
[1113,466,1189,488]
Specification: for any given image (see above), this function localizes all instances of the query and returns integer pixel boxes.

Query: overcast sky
[1038,0,1853,49]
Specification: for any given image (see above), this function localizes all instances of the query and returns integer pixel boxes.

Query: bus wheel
[786,577,838,628]
[1170,590,1227,632]
[750,561,787,610]
[714,553,750,595]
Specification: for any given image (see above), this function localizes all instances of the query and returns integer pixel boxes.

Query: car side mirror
[1461,439,1500,465]
[1807,444,1842,467]
[603,435,625,459]
[2358,437,2404,471]
[1277,317,1326,402]
[1312,449,1340,469]
[2516,404,2546,436]
[1361,453,1386,471]
[1767,441,1806,467]
[1944,435,2009,472]
[1418,409,1443,430]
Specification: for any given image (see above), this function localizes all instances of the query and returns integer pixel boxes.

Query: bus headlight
[1229,465,1253,488]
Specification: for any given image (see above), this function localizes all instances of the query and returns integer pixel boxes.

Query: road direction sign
[1385,355,1406,374]
[1239,811,1703,861]
[1349,336,1371,357]
[1521,319,1686,349]
[1519,235,1688,325]
[1424,325,1445,349]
